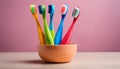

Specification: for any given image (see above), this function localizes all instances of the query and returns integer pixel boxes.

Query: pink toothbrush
[61,7,80,44]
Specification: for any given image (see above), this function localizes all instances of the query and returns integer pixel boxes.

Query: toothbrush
[30,4,45,44]
[54,4,68,45]
[38,5,54,45]
[48,4,55,39]
[61,7,80,44]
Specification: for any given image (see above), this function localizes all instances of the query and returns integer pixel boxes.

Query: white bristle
[31,4,35,8]
[61,5,67,14]
[73,7,80,18]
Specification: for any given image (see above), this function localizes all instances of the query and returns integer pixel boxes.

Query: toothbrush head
[61,4,68,16]
[38,5,46,15]
[48,4,55,15]
[72,7,80,18]
[30,4,37,15]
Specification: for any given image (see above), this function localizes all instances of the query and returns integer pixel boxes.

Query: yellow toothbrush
[30,4,45,44]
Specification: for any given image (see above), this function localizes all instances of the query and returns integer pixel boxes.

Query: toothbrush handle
[50,30,55,39]
[54,19,64,45]
[49,15,54,30]
[43,18,54,45]
[34,15,45,44]
[49,15,55,39]
[60,19,76,44]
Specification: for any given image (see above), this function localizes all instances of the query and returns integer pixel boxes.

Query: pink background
[0,0,120,52]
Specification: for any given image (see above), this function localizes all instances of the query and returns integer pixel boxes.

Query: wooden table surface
[0,52,120,69]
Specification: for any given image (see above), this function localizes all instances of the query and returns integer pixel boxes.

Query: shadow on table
[14,59,69,64]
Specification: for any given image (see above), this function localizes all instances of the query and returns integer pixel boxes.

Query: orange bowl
[37,44,77,63]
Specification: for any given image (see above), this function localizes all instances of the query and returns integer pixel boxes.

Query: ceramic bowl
[37,44,77,63]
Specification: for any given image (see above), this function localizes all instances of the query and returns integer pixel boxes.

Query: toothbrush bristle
[72,7,80,18]
[48,5,55,14]
[61,5,68,15]
[38,5,45,14]
[30,4,37,14]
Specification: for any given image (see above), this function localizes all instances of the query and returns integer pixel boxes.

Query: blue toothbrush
[48,4,55,39]
[54,4,68,45]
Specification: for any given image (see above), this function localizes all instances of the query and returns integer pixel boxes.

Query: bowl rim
[38,43,77,46]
